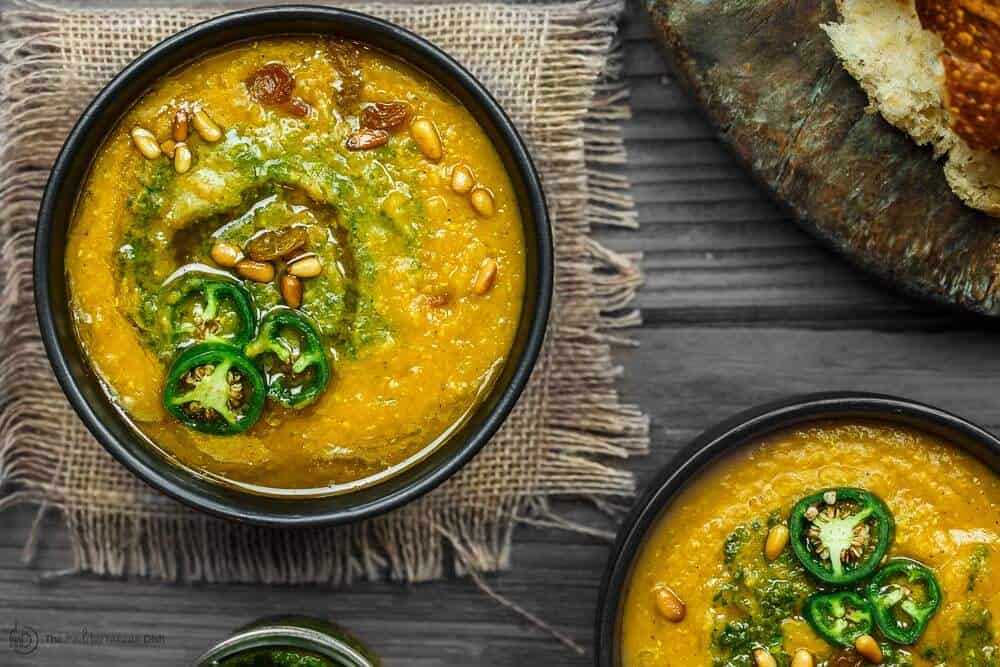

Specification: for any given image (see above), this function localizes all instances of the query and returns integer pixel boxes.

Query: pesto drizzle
[921,605,998,667]
[115,118,419,360]
[711,513,812,667]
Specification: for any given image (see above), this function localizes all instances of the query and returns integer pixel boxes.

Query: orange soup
[621,422,999,666]
[66,37,525,492]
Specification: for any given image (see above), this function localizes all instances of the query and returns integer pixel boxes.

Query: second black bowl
[594,392,1000,666]
[34,6,552,526]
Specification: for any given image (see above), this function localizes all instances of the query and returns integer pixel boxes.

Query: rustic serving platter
[647,0,1000,316]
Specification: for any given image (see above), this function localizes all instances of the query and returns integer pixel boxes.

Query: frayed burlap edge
[0,0,648,588]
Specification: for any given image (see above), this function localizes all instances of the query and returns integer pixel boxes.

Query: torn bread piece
[915,0,1000,71]
[918,0,1000,150]
[824,0,1000,216]
[941,54,1000,150]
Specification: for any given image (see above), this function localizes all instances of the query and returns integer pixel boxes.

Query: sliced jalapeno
[245,308,331,408]
[867,558,941,644]
[163,343,266,434]
[789,488,894,584]
[804,591,876,648]
[159,270,256,349]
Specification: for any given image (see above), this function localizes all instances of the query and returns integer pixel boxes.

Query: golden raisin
[326,39,363,110]
[246,62,294,105]
[245,227,309,262]
[361,102,411,131]
[346,128,390,151]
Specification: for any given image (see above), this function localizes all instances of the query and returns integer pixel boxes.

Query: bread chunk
[824,0,1000,216]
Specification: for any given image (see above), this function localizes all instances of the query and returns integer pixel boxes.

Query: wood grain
[3,0,1000,665]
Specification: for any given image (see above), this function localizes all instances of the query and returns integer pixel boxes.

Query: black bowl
[594,392,1000,666]
[34,6,552,526]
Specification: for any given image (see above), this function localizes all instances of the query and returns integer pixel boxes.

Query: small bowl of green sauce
[197,616,378,667]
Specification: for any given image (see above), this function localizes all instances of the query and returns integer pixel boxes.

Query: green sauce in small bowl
[198,616,377,667]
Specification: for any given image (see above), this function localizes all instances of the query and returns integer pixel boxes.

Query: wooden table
[3,0,999,664]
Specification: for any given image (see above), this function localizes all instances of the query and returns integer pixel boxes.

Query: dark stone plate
[647,0,1000,316]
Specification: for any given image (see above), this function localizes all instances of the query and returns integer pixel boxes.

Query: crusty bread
[823,0,1000,216]
[943,141,1000,213]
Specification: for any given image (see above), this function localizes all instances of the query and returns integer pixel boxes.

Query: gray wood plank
[3,0,1000,665]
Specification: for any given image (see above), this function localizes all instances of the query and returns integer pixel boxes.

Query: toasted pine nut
[470,187,495,217]
[160,139,177,158]
[764,524,789,561]
[854,635,883,664]
[473,257,498,296]
[235,259,275,283]
[410,117,442,161]
[173,109,189,142]
[752,648,777,667]
[174,142,192,174]
[450,164,475,194]
[653,585,685,622]
[280,274,303,308]
[192,108,223,142]
[288,255,322,278]
[791,650,814,667]
[130,127,161,159]
[210,242,241,268]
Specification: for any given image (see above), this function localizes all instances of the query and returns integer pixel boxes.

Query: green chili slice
[163,343,266,435]
[160,270,256,349]
[867,558,941,644]
[804,591,876,647]
[245,308,331,408]
[789,488,894,584]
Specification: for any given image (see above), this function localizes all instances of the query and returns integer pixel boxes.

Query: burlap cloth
[0,0,647,586]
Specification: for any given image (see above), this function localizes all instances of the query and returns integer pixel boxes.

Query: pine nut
[653,585,685,622]
[130,127,161,159]
[210,242,241,268]
[174,142,192,174]
[192,108,223,142]
[235,259,275,283]
[764,524,789,561]
[280,274,303,308]
[470,187,495,217]
[160,139,177,158]
[410,117,442,161]
[752,648,777,667]
[854,635,883,664]
[288,255,322,278]
[450,164,475,194]
[173,109,189,142]
[473,257,498,295]
[791,650,814,667]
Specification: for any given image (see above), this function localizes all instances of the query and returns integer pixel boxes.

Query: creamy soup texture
[620,422,1000,666]
[67,37,525,492]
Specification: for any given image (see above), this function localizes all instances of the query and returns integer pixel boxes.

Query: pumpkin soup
[620,422,1000,666]
[66,37,525,492]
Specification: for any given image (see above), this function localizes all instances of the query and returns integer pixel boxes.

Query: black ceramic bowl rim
[593,391,1000,666]
[33,5,552,526]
